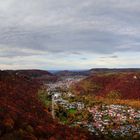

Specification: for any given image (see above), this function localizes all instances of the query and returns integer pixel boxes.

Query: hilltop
[72,72,140,99]
[5,69,58,83]
[89,68,140,74]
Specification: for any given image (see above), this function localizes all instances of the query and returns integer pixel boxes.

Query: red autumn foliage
[73,72,140,99]
[6,69,58,83]
[0,71,99,140]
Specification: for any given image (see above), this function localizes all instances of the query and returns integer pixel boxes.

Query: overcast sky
[0,0,140,70]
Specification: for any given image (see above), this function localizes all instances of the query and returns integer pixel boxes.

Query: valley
[0,69,140,140]
[39,72,140,140]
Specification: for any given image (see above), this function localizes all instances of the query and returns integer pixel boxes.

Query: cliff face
[0,71,97,140]
[73,72,140,99]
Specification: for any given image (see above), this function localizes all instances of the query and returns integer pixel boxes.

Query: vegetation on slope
[72,72,140,100]
[6,69,58,83]
[0,71,97,140]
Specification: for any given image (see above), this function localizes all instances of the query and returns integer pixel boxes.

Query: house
[76,102,85,110]
[53,93,61,99]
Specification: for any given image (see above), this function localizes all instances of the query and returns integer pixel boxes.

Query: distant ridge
[90,68,140,73]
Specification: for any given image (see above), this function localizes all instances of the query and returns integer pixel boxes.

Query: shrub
[106,90,122,100]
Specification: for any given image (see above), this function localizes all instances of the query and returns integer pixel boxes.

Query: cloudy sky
[0,0,140,70]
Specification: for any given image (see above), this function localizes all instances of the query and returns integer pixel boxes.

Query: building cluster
[87,104,140,137]
[47,76,85,90]
[50,91,85,110]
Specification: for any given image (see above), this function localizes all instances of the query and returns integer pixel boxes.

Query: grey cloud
[110,55,118,58]
[100,55,118,59]
[81,58,87,60]
[0,0,140,58]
